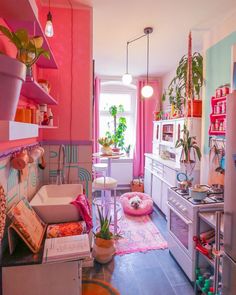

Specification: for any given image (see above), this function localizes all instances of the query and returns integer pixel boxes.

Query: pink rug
[115,214,168,255]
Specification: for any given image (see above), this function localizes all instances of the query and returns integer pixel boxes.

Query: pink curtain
[93,77,100,154]
[133,79,160,178]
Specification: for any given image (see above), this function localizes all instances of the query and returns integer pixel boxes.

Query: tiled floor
[83,206,195,295]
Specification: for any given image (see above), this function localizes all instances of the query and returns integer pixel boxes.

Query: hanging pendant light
[122,42,132,85]
[45,0,54,37]
[141,27,153,98]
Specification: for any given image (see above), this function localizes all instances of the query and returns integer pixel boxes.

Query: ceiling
[42,0,236,77]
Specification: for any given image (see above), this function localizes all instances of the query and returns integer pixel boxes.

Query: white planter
[101,146,112,155]
[0,55,26,120]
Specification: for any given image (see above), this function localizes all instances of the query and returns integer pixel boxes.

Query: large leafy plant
[106,104,127,149]
[175,123,201,163]
[95,207,113,240]
[163,52,203,111]
[0,25,50,68]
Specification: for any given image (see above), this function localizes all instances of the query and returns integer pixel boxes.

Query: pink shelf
[212,96,227,102]
[211,113,226,117]
[0,0,58,69]
[209,131,225,136]
[21,79,58,105]
[39,125,58,129]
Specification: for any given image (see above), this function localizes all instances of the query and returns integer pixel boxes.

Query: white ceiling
[42,0,236,77]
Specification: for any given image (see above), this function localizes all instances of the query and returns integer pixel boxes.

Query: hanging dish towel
[71,194,93,233]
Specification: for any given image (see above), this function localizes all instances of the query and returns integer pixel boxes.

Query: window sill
[100,156,133,163]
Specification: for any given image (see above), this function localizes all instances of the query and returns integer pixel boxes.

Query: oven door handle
[167,202,192,225]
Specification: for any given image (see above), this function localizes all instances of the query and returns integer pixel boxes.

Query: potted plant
[92,207,115,264]
[0,25,50,121]
[163,52,203,117]
[175,123,201,176]
[105,105,127,152]
[98,137,114,155]
[124,144,131,157]
[0,25,50,74]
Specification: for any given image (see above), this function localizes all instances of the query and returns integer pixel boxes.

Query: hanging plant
[162,51,203,112]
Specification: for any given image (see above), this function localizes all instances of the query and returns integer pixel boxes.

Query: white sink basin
[30,184,83,224]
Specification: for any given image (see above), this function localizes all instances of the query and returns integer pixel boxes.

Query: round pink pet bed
[120,192,153,216]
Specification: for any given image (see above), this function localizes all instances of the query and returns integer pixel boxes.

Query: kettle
[177,172,193,192]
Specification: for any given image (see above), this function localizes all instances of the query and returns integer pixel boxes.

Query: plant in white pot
[0,25,50,121]
[98,137,114,155]
[175,123,201,177]
[92,207,115,264]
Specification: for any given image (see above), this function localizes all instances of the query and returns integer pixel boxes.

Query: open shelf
[0,121,38,141]
[209,131,225,136]
[21,78,58,105]
[0,0,58,69]
[212,96,227,102]
[39,125,58,129]
[199,212,224,234]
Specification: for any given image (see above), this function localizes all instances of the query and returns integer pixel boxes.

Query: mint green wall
[204,31,236,153]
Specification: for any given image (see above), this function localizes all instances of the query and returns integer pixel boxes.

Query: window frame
[99,80,137,155]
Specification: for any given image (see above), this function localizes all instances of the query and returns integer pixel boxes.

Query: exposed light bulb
[122,73,132,85]
[45,12,54,37]
[141,85,153,98]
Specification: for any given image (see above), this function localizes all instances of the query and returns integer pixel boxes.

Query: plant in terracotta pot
[98,137,114,155]
[105,104,127,152]
[92,207,115,264]
[162,51,203,117]
[175,123,201,176]
[0,25,50,74]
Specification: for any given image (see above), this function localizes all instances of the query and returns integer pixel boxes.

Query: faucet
[56,144,66,185]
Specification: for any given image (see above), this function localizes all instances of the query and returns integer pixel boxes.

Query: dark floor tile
[155,250,189,286]
[173,283,195,295]
[110,265,142,295]
[134,266,176,295]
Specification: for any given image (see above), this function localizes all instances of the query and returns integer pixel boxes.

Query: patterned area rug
[82,279,120,295]
[115,214,168,255]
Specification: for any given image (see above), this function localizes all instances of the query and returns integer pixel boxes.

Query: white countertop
[144,153,181,171]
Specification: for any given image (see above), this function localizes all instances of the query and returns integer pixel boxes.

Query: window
[99,81,137,154]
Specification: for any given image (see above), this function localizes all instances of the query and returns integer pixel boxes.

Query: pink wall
[37,5,93,142]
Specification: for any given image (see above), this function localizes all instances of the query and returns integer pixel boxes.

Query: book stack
[43,234,90,263]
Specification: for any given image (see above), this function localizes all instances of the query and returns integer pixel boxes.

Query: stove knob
[181,207,187,212]
[176,202,180,206]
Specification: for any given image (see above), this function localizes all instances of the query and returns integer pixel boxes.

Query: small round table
[92,152,124,177]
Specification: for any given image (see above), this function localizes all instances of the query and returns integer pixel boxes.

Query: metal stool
[92,176,120,235]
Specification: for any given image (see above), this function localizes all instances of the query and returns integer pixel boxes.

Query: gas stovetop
[171,186,224,205]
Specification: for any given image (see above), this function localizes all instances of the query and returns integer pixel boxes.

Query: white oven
[167,189,196,281]
[167,202,194,257]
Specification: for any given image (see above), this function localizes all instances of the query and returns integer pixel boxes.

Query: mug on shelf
[11,150,29,170]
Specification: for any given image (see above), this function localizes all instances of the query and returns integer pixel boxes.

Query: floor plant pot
[0,55,26,120]
[92,237,115,264]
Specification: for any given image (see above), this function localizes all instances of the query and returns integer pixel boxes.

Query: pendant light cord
[146,33,149,84]
[126,42,129,73]
[67,0,74,183]
[125,33,146,74]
